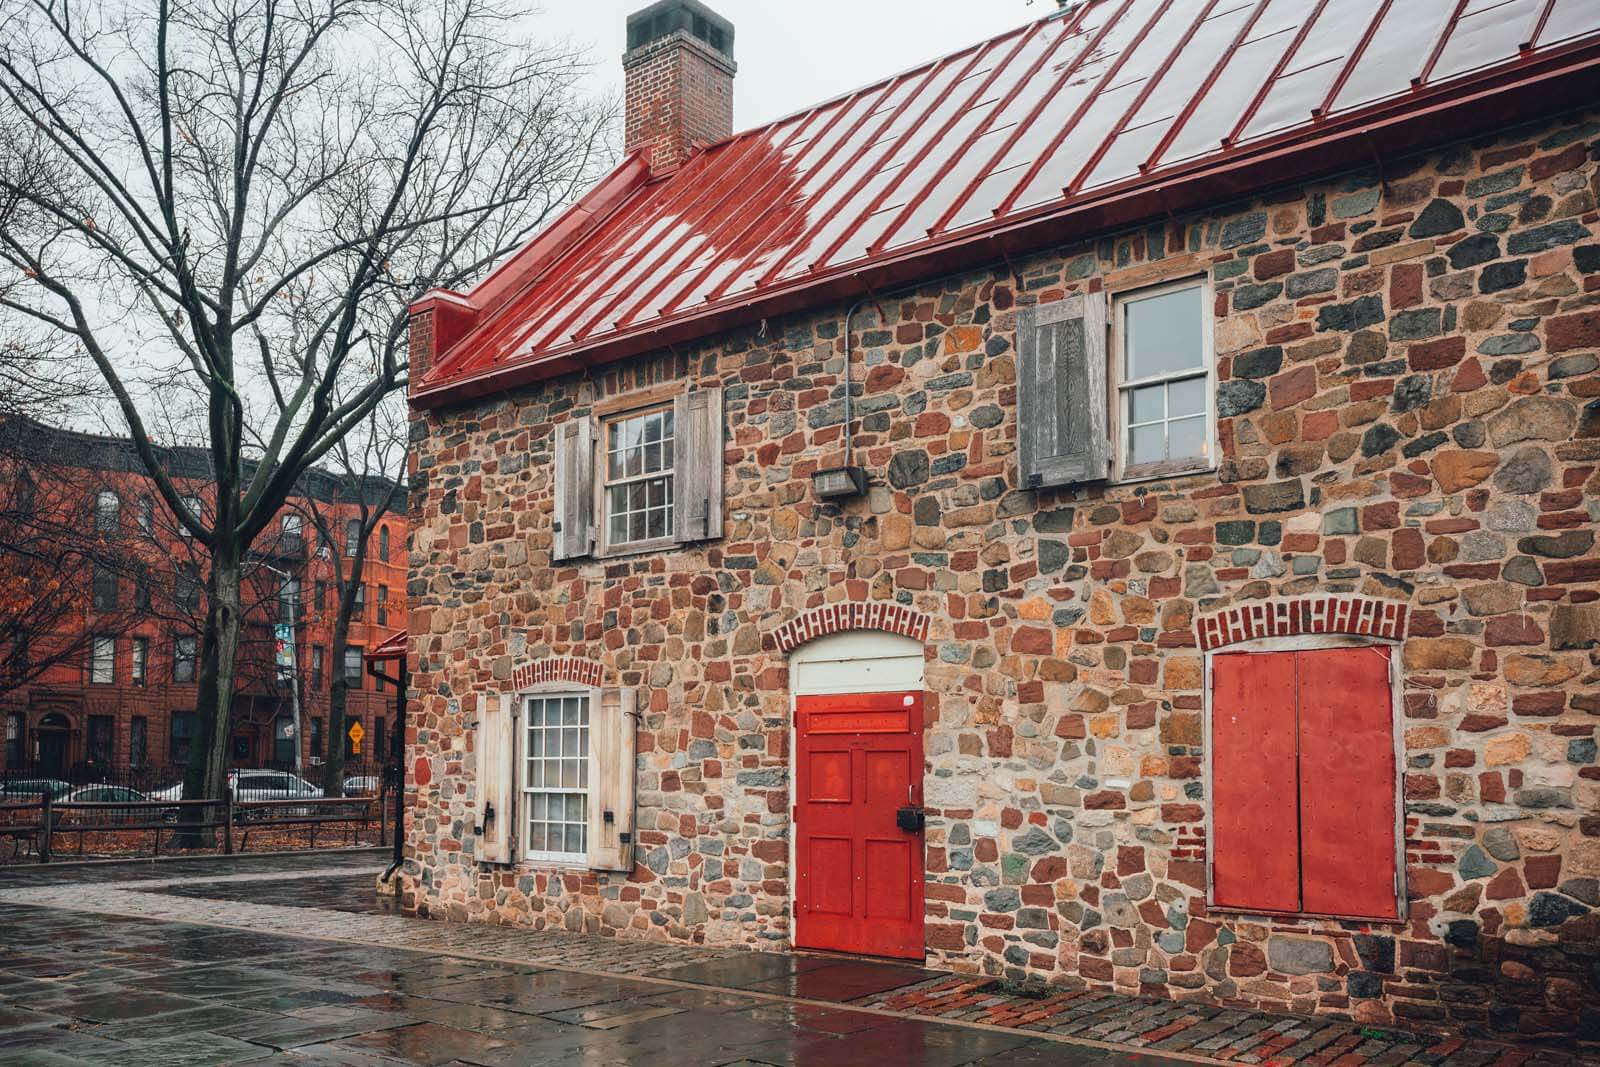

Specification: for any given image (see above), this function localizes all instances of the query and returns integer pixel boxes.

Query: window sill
[523,851,589,869]
[1206,903,1405,925]
[596,536,681,560]
[1112,461,1217,487]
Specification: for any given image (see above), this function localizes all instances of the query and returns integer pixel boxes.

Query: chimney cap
[626,0,734,60]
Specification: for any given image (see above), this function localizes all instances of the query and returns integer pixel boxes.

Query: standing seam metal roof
[412,0,1600,406]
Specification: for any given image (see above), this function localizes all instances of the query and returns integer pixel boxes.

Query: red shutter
[1297,647,1399,919]
[1211,652,1301,913]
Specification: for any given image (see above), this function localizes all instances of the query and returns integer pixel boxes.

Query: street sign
[348,720,365,754]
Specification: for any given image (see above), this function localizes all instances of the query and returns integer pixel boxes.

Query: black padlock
[896,805,925,834]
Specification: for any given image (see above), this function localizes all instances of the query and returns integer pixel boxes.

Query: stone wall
[403,109,1600,1042]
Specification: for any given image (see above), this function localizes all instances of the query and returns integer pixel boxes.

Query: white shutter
[672,387,724,544]
[1017,293,1111,488]
[474,694,515,865]
[586,686,637,872]
[553,418,595,561]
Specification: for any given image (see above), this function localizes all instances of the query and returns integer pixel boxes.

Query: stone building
[401,0,1600,1042]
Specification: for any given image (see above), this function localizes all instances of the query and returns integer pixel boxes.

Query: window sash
[521,694,590,862]
[131,638,148,685]
[601,407,675,550]
[1112,279,1214,479]
[90,636,115,684]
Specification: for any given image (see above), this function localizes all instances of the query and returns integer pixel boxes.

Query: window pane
[563,699,580,726]
[565,824,583,854]
[1168,376,1207,419]
[1128,385,1164,426]
[1125,285,1204,379]
[1129,424,1165,467]
[1169,416,1209,462]
[527,822,547,852]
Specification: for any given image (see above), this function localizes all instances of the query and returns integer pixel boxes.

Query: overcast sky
[531,1,1055,131]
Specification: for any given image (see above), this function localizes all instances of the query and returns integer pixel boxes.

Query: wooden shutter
[474,694,515,865]
[1017,293,1110,488]
[1297,647,1399,919]
[586,686,638,872]
[672,387,724,544]
[552,418,595,561]
[1210,652,1301,913]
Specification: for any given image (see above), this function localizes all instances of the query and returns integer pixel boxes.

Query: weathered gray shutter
[672,387,724,544]
[586,686,637,872]
[1017,293,1110,488]
[474,694,515,865]
[552,418,595,561]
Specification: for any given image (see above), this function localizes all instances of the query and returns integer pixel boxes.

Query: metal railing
[0,788,390,864]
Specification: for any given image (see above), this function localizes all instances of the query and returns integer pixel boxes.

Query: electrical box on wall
[811,466,867,500]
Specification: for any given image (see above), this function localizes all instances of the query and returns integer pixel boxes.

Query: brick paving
[0,854,1591,1066]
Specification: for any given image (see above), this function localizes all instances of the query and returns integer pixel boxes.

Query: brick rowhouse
[0,419,408,779]
[400,0,1600,1044]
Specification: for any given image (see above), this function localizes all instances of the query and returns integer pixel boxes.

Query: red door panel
[1211,652,1301,913]
[795,691,924,960]
[1297,647,1398,919]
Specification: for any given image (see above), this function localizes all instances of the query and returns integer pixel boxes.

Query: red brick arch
[774,601,932,654]
[511,655,605,691]
[1196,596,1409,652]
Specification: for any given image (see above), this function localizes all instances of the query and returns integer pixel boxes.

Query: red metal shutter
[1211,652,1301,913]
[1296,647,1399,919]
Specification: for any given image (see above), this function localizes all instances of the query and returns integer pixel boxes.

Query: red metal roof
[412,0,1600,407]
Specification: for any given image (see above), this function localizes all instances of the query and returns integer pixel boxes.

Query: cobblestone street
[0,853,1589,1066]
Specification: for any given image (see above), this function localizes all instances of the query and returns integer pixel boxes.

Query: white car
[151,770,324,805]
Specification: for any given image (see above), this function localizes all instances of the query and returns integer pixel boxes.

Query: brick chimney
[624,0,736,174]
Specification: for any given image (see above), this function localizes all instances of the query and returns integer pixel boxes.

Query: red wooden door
[1211,646,1398,920]
[794,691,925,960]
[1211,652,1301,912]
[1298,646,1398,919]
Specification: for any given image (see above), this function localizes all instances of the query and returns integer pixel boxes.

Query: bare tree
[293,394,405,793]
[0,0,612,803]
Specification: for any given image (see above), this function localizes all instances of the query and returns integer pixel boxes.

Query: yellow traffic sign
[348,721,365,754]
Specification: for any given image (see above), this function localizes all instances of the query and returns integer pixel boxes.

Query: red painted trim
[774,602,932,654]
[1195,596,1409,651]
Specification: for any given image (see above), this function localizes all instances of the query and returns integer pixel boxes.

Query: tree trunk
[178,541,245,843]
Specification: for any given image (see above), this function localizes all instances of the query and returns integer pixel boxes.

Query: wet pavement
[0,854,1585,1066]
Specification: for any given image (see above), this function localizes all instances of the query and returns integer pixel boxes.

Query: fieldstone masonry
[404,109,1600,1045]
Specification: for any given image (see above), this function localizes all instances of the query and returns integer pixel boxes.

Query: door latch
[474,800,495,836]
[896,806,925,834]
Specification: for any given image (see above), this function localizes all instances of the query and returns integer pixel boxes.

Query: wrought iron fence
[0,763,396,864]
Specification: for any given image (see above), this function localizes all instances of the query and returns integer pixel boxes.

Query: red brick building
[402,0,1600,1042]
[0,419,407,783]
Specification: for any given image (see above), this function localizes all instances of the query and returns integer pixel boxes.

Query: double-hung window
[603,407,675,551]
[131,637,148,686]
[1112,279,1214,480]
[90,635,115,684]
[551,385,723,561]
[521,694,590,863]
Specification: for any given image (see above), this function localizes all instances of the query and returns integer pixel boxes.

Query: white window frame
[599,404,676,557]
[1202,633,1407,924]
[1109,275,1217,484]
[519,686,595,867]
[131,636,148,686]
[90,635,115,684]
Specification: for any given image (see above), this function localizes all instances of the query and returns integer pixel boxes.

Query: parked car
[152,770,325,818]
[0,778,72,801]
[56,786,151,825]
[342,776,381,797]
